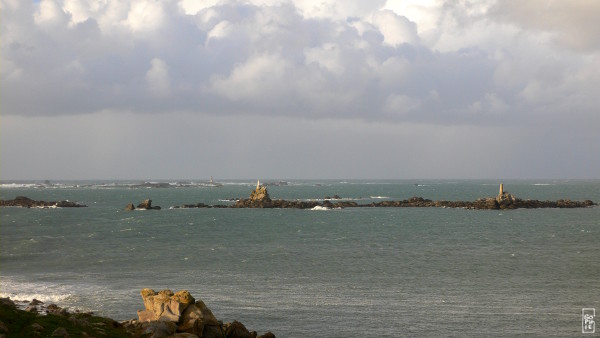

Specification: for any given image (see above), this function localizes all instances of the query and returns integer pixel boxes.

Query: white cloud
[369,9,418,47]
[146,58,170,96]
[208,53,289,101]
[304,43,343,74]
[293,0,386,20]
[178,0,223,15]
[34,0,70,27]
[491,0,600,51]
[1,0,599,127]
[123,0,165,33]
[206,20,232,44]
[383,94,421,116]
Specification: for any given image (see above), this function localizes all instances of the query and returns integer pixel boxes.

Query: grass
[0,302,133,337]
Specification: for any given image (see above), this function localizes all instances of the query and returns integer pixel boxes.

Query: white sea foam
[370,196,389,199]
[0,183,44,189]
[533,183,553,186]
[0,278,73,304]
[310,206,330,211]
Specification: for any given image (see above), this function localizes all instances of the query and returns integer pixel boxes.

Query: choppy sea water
[1,180,599,337]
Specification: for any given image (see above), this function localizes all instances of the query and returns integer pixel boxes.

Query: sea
[1,179,599,337]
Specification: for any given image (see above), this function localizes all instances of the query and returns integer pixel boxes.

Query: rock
[170,333,200,338]
[132,182,173,189]
[47,304,69,316]
[125,203,136,211]
[138,289,195,323]
[132,289,275,338]
[30,299,44,305]
[178,300,221,337]
[224,320,253,338]
[24,306,38,313]
[0,298,16,309]
[249,185,271,202]
[31,323,44,332]
[0,321,8,334]
[51,327,69,337]
[258,332,276,338]
[137,199,152,209]
[140,321,177,338]
[68,314,90,327]
[0,196,87,208]
[136,199,161,210]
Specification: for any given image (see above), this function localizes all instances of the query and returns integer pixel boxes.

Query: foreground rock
[0,290,276,338]
[0,297,129,337]
[122,288,275,338]
[0,196,87,208]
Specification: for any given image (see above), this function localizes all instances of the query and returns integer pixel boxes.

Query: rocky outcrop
[137,199,161,210]
[250,185,271,202]
[179,193,595,210]
[228,183,596,210]
[0,196,87,208]
[1,292,276,338]
[123,288,275,338]
[131,182,173,188]
[125,199,161,210]
[368,196,595,210]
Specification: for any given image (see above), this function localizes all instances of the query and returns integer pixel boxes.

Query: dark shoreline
[0,289,275,338]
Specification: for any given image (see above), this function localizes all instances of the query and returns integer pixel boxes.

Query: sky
[1,0,599,180]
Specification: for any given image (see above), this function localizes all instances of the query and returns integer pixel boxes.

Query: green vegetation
[0,301,132,337]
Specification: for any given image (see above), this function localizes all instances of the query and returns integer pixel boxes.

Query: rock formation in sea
[0,196,87,208]
[234,181,273,208]
[125,199,161,210]
[189,183,596,210]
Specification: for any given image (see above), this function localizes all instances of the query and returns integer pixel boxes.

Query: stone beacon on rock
[496,183,516,206]
[249,180,271,202]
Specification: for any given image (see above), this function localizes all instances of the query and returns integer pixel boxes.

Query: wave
[0,183,46,189]
[0,278,73,304]
[532,183,554,186]
[310,206,331,211]
[369,196,389,199]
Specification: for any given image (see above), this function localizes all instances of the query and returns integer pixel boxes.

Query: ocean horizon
[2,179,599,336]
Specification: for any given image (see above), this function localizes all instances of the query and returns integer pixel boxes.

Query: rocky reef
[0,289,275,338]
[367,196,595,209]
[0,196,87,208]
[125,199,161,211]
[174,183,596,210]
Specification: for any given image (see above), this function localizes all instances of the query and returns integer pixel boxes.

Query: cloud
[491,0,600,52]
[146,58,171,96]
[1,0,599,128]
[370,9,418,47]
